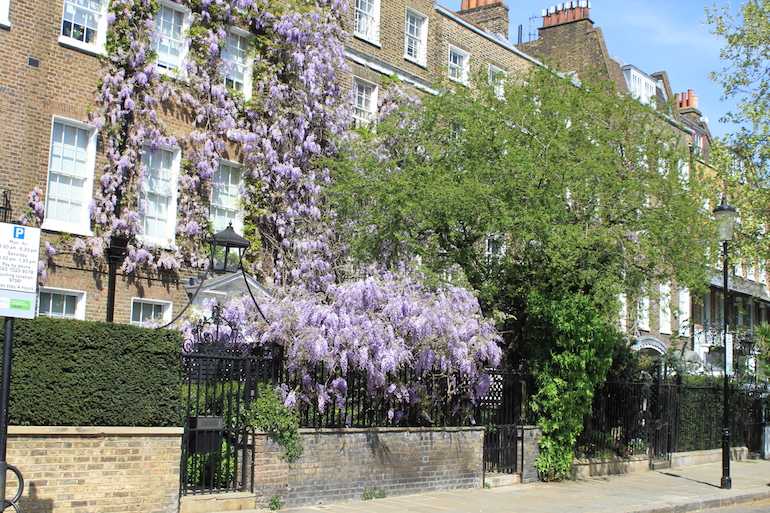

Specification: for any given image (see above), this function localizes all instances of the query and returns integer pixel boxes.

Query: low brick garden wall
[251,426,484,509]
[6,426,183,512]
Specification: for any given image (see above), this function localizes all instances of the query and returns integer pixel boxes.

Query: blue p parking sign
[13,227,24,240]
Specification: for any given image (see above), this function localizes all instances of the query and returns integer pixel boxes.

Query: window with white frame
[210,160,243,234]
[59,0,107,53]
[637,296,650,332]
[222,28,253,99]
[131,298,172,326]
[154,1,188,72]
[489,65,507,98]
[404,8,427,66]
[38,288,86,319]
[448,45,469,85]
[678,288,691,337]
[140,145,180,244]
[354,0,380,44]
[353,78,377,126]
[659,282,672,334]
[618,294,627,332]
[44,118,96,235]
[484,234,505,264]
[0,0,10,28]
[624,67,657,105]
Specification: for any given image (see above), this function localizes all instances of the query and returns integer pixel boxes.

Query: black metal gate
[180,349,281,495]
[479,370,530,475]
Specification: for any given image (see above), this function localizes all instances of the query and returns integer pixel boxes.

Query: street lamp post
[714,196,736,490]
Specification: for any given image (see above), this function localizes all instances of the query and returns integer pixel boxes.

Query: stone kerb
[5,426,183,513]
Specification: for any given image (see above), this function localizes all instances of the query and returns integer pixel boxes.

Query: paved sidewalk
[272,459,770,513]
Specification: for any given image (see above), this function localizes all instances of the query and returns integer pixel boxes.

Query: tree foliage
[330,67,716,344]
[707,1,770,167]
[327,67,716,478]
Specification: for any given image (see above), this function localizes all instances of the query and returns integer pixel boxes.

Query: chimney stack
[459,0,510,39]
[541,1,591,27]
[677,90,699,109]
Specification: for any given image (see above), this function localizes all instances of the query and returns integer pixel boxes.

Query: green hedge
[1,317,182,427]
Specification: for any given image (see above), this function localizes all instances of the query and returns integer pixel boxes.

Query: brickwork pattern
[344,0,533,98]
[521,426,542,483]
[457,3,509,39]
[251,427,484,509]
[5,427,183,513]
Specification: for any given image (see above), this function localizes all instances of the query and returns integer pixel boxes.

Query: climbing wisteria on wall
[175,266,503,422]
[24,0,352,279]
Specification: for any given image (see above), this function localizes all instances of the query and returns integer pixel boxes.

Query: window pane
[62,0,102,43]
[155,5,185,71]
[132,301,167,326]
[222,31,250,94]
[141,147,176,241]
[47,121,90,225]
[405,12,424,62]
[39,291,78,319]
[211,162,242,233]
[355,0,378,40]
[353,80,375,125]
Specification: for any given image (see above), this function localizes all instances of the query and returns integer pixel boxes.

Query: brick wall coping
[293,426,484,435]
[7,426,183,436]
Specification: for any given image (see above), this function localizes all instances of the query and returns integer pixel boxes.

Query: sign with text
[0,224,41,319]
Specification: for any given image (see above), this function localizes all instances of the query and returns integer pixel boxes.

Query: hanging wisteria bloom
[174,266,503,423]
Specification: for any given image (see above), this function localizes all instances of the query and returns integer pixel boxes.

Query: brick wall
[521,426,542,483]
[251,427,484,509]
[6,426,183,513]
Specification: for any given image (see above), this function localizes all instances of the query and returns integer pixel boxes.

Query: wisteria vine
[176,267,503,422]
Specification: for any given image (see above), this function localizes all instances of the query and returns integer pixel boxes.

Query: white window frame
[58,0,108,54]
[678,288,691,337]
[210,160,243,234]
[222,27,253,100]
[484,234,505,264]
[618,294,627,332]
[140,144,180,246]
[354,0,380,45]
[489,64,507,99]
[43,117,97,235]
[352,77,377,126]
[659,282,672,335]
[404,8,427,66]
[38,287,86,320]
[638,296,650,332]
[131,298,172,326]
[154,0,190,74]
[448,45,469,85]
[0,0,10,28]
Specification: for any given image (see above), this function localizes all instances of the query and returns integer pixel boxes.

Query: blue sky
[439,0,740,139]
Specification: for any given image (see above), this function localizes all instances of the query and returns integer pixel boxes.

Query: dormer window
[623,66,657,106]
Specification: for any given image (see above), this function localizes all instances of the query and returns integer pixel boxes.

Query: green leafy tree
[327,67,717,478]
[706,2,770,266]
[707,1,770,167]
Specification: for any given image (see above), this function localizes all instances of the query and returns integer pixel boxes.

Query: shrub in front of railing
[5,317,182,426]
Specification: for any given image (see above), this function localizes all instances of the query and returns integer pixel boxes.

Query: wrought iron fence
[180,350,515,494]
[578,380,769,461]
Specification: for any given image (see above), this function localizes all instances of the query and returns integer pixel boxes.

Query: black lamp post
[208,222,250,273]
[714,195,736,490]
[106,234,130,323]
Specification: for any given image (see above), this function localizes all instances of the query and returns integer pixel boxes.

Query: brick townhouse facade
[0,0,539,326]
[516,2,770,371]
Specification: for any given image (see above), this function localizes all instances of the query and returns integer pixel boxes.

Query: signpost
[0,222,39,511]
